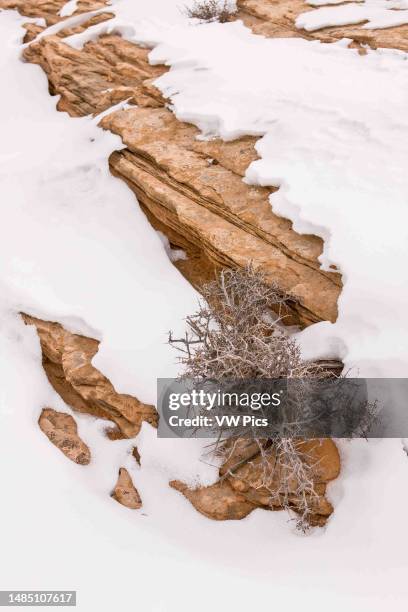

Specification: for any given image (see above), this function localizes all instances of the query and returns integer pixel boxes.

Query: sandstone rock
[23,34,166,117]
[172,438,339,525]
[226,438,340,525]
[8,3,408,329]
[111,467,142,509]
[105,109,340,325]
[170,479,256,521]
[38,407,91,465]
[23,314,158,438]
[237,0,408,53]
[0,0,107,25]
[16,0,408,326]
[22,28,341,326]
[104,426,127,441]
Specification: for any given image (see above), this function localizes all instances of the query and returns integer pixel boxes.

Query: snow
[1,2,408,610]
[309,0,364,5]
[157,231,188,262]
[59,0,78,18]
[297,0,408,31]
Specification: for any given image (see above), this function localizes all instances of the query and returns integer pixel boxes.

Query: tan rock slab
[237,0,408,52]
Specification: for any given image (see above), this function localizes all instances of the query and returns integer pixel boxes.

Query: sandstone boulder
[170,479,255,521]
[111,467,142,509]
[172,438,340,526]
[38,407,91,465]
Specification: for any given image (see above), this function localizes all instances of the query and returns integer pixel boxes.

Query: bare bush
[169,265,376,530]
[169,265,334,529]
[169,264,326,382]
[184,0,237,23]
[219,436,326,532]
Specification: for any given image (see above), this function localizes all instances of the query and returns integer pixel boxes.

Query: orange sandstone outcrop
[0,0,106,25]
[23,31,341,325]
[237,0,408,52]
[23,314,158,438]
[171,438,340,526]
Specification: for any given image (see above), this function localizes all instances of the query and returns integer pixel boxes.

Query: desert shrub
[184,0,237,23]
[169,265,376,530]
[169,266,334,530]
[169,264,326,382]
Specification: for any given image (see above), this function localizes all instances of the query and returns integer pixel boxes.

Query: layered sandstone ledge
[10,0,345,326]
[237,0,408,52]
[0,0,107,25]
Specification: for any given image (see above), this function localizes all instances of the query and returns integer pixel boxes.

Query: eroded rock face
[104,107,341,325]
[10,4,408,325]
[24,34,167,116]
[1,0,106,25]
[237,0,408,52]
[111,467,142,509]
[22,31,341,325]
[38,407,91,465]
[23,314,158,438]
[171,439,340,526]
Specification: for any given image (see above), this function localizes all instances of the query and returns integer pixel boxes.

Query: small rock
[170,479,255,520]
[104,426,127,441]
[38,408,91,465]
[111,468,142,509]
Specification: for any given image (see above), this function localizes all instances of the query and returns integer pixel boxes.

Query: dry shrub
[220,436,328,532]
[169,264,327,381]
[184,0,237,23]
[170,266,376,530]
[169,265,336,530]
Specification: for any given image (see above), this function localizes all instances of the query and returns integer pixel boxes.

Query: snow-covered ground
[1,2,408,610]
